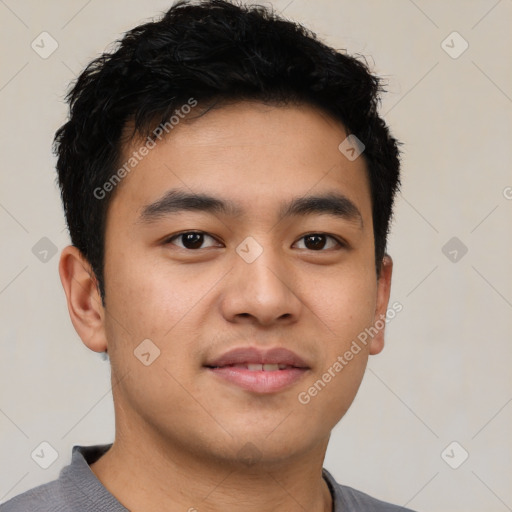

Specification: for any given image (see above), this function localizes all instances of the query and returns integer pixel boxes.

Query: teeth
[244,363,283,371]
[225,363,291,371]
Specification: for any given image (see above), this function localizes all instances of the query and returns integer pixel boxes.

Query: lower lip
[207,367,308,394]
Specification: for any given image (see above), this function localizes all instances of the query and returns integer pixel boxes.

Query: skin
[59,101,393,512]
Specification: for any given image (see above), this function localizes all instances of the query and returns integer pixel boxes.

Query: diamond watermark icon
[441,441,469,469]
[134,338,161,366]
[338,134,365,161]
[32,237,58,263]
[31,441,59,469]
[236,236,263,264]
[442,237,468,263]
[441,31,468,59]
[31,31,59,59]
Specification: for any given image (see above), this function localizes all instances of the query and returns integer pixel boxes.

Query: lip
[205,347,310,394]
[206,347,309,368]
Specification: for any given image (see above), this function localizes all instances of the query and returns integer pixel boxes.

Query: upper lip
[205,347,309,368]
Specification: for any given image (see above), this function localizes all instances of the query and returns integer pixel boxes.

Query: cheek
[102,255,206,416]
[311,266,378,342]
[296,269,377,412]
[102,250,220,389]
[103,249,204,338]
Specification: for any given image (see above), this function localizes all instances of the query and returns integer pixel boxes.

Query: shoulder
[0,444,116,512]
[323,469,418,512]
[0,479,65,512]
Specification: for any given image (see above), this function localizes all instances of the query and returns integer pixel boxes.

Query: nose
[219,239,303,327]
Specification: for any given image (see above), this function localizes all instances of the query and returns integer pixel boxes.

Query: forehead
[108,101,372,225]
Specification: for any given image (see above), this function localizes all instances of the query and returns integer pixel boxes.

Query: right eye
[164,231,222,250]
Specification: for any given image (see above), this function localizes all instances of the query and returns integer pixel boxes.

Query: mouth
[208,363,297,371]
[204,347,310,394]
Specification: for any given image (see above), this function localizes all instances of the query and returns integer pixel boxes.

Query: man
[1,0,411,510]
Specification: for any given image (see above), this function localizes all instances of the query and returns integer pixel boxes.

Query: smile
[205,347,310,394]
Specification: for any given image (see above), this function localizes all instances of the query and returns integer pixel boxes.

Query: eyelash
[163,231,346,251]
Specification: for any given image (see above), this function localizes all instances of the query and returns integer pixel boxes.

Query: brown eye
[167,232,219,250]
[295,234,342,251]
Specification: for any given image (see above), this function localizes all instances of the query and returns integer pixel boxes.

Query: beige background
[1,1,511,511]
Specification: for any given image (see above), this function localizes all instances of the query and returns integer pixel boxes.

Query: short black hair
[54,0,401,304]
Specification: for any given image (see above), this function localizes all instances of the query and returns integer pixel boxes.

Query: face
[67,101,392,468]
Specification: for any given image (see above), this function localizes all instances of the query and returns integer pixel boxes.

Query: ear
[369,254,393,356]
[58,245,108,353]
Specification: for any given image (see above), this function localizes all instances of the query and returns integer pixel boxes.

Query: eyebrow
[137,189,363,227]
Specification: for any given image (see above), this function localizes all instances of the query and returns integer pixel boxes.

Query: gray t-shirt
[0,444,416,511]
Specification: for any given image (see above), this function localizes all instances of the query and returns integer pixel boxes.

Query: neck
[90,425,332,512]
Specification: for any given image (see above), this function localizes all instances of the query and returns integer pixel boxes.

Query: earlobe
[369,254,393,356]
[58,245,108,353]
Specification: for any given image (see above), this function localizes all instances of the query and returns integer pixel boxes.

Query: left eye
[294,234,343,251]
[166,232,220,250]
